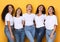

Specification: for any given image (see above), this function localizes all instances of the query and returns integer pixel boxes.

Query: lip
[49,11,51,12]
[28,9,31,10]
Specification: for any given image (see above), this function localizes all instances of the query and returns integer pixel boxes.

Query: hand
[50,33,54,39]
[11,34,14,40]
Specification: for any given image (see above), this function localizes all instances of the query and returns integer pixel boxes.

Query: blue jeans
[14,28,25,42]
[35,26,45,42]
[4,25,14,42]
[46,29,56,42]
[24,25,35,42]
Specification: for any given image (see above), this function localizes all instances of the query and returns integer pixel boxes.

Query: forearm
[51,25,57,34]
[8,26,13,35]
[8,21,13,35]
[22,20,25,27]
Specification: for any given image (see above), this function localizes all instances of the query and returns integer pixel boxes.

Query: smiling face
[48,7,54,14]
[8,5,13,13]
[15,8,22,17]
[38,6,43,12]
[36,5,45,14]
[48,6,55,15]
[26,4,32,12]
[17,9,21,15]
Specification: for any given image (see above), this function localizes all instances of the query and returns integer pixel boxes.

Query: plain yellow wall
[0,0,60,42]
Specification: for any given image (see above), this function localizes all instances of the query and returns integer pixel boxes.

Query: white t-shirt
[35,14,46,28]
[5,13,13,26]
[45,15,58,30]
[23,13,35,26]
[13,16,23,29]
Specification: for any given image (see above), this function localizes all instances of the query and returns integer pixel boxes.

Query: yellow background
[0,0,60,42]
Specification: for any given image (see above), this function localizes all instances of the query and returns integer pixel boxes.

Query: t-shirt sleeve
[13,17,15,22]
[5,14,10,21]
[33,14,36,20]
[22,14,25,20]
[21,16,24,21]
[54,16,58,25]
[44,14,47,20]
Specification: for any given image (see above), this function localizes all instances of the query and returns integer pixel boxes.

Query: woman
[13,8,25,42]
[35,4,46,42]
[23,4,35,42]
[45,6,58,42]
[1,4,15,42]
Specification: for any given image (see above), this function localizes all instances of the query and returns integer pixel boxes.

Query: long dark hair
[48,6,55,15]
[15,8,22,17]
[36,4,46,14]
[1,4,15,22]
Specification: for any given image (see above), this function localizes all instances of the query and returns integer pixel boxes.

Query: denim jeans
[35,26,45,42]
[14,28,25,42]
[24,25,35,42]
[4,25,14,42]
[46,29,56,42]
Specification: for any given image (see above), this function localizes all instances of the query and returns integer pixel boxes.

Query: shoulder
[20,16,23,19]
[53,15,57,19]
[35,14,37,17]
[13,16,16,19]
[45,15,49,19]
[6,13,10,16]
[42,14,46,16]
[31,13,36,17]
[53,15,57,17]
[23,13,27,16]
[5,13,11,18]
[31,13,35,15]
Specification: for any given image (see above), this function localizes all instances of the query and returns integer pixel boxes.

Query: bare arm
[33,20,36,28]
[22,20,25,28]
[7,21,13,35]
[50,25,57,39]
[51,25,57,35]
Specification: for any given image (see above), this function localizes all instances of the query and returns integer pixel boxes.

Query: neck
[9,12,11,14]
[16,14,20,17]
[27,11,31,14]
[49,14,53,16]
[37,11,42,16]
[39,11,42,14]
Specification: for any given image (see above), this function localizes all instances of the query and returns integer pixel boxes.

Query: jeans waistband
[5,25,13,29]
[36,26,45,28]
[25,25,34,27]
[46,29,53,31]
[5,25,13,27]
[15,28,24,30]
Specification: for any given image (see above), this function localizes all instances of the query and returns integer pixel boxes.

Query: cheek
[41,8,43,11]
[9,9,12,12]
[17,11,21,14]
[27,6,32,9]
[19,11,21,14]
[38,7,43,11]
[30,7,32,9]
[48,8,53,13]
[38,7,41,11]
[50,10,53,12]
[38,8,40,10]
[40,7,43,11]
[48,10,53,14]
